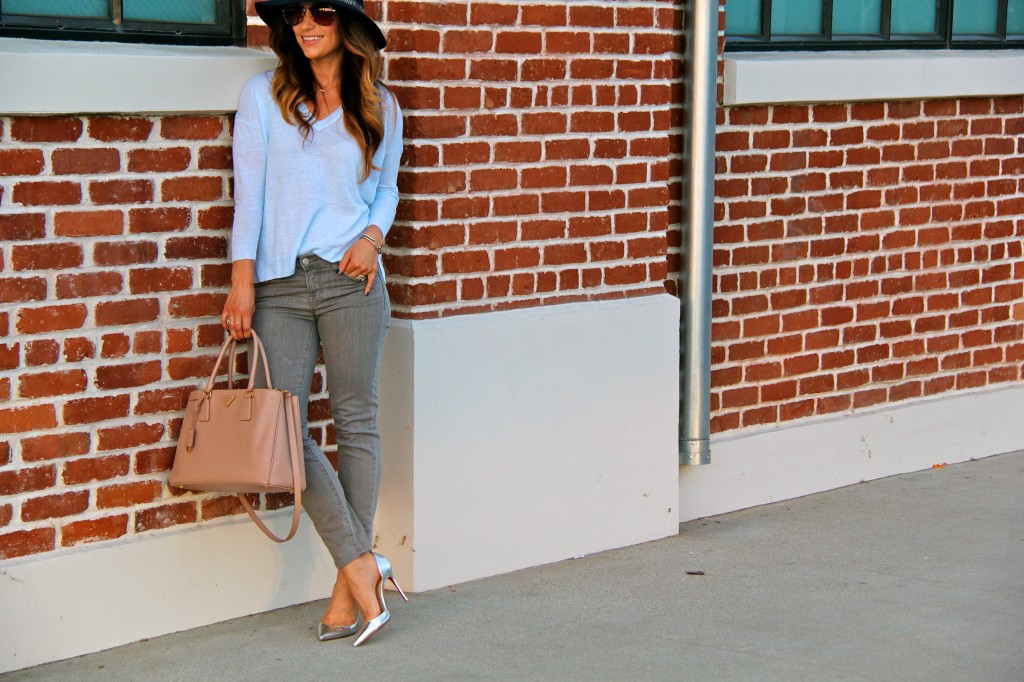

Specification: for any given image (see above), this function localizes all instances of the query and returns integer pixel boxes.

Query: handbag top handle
[204,331,273,392]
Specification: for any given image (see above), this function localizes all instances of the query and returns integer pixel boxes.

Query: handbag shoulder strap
[236,393,303,543]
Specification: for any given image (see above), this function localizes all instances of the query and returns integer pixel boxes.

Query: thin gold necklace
[315,81,338,95]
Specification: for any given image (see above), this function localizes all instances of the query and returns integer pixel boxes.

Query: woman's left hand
[337,228,383,295]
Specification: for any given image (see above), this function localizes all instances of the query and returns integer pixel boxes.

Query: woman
[221,0,406,646]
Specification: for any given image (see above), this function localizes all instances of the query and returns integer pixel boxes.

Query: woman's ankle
[342,553,382,619]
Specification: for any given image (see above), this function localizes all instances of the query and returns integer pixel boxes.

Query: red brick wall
[708,97,1024,433]
[0,114,239,558]
[670,1,1024,433]
[370,0,683,318]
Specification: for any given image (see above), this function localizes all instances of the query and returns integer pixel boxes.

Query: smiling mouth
[301,36,323,44]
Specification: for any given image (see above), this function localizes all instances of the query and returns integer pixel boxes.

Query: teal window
[726,0,1024,49]
[0,0,243,46]
[952,0,999,34]
[772,0,823,34]
[1011,0,1024,33]
[123,0,218,24]
[726,0,764,35]
[3,1,109,18]
[833,0,882,35]
[891,0,939,34]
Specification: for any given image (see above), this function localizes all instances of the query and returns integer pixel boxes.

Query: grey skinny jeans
[251,255,390,568]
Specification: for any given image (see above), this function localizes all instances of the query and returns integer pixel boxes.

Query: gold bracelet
[360,234,383,254]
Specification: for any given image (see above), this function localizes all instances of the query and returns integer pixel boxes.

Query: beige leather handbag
[169,330,305,543]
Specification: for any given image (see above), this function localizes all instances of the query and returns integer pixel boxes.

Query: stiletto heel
[317,613,362,642]
[352,553,408,647]
[388,573,409,604]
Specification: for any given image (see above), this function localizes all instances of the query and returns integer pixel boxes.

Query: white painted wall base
[681,384,1024,521]
[0,514,337,674]
[0,295,682,673]
[375,295,683,591]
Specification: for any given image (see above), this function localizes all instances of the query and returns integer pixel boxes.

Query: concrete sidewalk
[6,452,1022,681]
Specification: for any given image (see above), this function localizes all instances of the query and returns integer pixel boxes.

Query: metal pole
[679,0,717,466]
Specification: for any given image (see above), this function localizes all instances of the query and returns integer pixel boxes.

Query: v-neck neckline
[300,102,343,129]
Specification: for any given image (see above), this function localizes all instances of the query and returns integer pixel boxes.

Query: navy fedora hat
[254,0,386,49]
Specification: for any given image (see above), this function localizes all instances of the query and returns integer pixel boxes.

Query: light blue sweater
[230,71,403,283]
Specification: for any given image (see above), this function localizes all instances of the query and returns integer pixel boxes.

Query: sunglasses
[282,5,337,27]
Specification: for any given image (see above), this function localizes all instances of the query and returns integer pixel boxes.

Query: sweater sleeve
[230,75,269,262]
[366,90,404,238]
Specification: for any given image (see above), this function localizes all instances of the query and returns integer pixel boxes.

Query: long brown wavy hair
[269,14,387,180]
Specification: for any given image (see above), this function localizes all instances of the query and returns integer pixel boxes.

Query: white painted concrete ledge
[724,50,1024,105]
[375,295,682,592]
[0,37,277,114]
[681,384,1024,521]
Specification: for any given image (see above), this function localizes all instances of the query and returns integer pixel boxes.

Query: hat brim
[254,0,386,49]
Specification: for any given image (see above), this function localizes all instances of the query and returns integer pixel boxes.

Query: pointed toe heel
[353,553,408,647]
[317,614,362,642]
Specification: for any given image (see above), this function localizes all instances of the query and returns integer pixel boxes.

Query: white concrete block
[377,295,683,590]
[680,385,1024,521]
[0,514,336,674]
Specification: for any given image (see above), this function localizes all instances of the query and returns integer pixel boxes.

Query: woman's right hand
[222,260,256,340]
